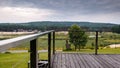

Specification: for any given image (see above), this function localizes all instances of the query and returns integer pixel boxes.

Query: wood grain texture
[52,53,120,68]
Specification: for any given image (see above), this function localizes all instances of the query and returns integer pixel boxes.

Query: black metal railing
[0,30,55,68]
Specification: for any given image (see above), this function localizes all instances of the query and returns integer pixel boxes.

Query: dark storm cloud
[0,0,120,23]
[0,0,120,14]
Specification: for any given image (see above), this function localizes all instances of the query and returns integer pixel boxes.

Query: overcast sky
[0,0,120,24]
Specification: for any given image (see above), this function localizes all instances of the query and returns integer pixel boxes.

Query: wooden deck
[52,53,120,68]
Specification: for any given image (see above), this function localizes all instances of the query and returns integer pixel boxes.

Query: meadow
[7,31,120,50]
[0,52,48,68]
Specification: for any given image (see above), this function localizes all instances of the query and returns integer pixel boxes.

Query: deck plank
[52,53,120,68]
[68,53,76,68]
[72,54,81,68]
[61,53,66,68]
[86,54,103,68]
[78,54,90,68]
[92,54,112,68]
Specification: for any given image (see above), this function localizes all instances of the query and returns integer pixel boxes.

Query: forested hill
[0,21,118,31]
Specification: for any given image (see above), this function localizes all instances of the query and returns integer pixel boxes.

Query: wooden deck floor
[52,53,120,68]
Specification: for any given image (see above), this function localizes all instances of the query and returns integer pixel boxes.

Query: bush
[4,51,11,54]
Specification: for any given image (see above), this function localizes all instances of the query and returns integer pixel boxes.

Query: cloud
[0,0,120,14]
[0,7,56,22]
[70,12,120,23]
[0,0,120,23]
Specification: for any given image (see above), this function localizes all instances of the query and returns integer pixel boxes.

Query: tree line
[0,21,118,32]
[112,25,120,34]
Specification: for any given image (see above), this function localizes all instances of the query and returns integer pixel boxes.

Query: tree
[112,25,120,34]
[68,24,88,50]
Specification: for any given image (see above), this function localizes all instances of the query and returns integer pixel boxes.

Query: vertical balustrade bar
[53,31,55,55]
[30,39,38,68]
[95,31,98,55]
[48,33,51,68]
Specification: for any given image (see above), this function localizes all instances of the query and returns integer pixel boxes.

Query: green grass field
[0,52,48,68]
[0,53,29,68]
[64,48,120,54]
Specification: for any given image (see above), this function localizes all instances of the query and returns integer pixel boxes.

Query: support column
[30,39,38,68]
[48,33,51,68]
[53,31,55,55]
[95,31,98,55]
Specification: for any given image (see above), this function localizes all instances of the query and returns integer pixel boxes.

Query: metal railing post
[95,31,98,55]
[48,33,51,68]
[30,39,38,68]
[53,31,55,55]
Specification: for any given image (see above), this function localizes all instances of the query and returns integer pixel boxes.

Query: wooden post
[53,31,55,55]
[30,39,38,68]
[95,31,98,55]
[48,33,51,68]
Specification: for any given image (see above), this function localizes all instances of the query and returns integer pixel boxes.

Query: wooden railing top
[0,30,54,52]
